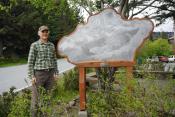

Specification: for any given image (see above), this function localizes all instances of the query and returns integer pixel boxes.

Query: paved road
[0,59,75,94]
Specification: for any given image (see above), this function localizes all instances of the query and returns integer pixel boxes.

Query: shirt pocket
[38,48,45,59]
[48,47,55,58]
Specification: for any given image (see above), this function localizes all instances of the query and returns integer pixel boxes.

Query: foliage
[137,39,173,59]
[29,0,82,43]
[0,87,17,117]
[72,0,175,60]
[0,77,78,117]
[96,67,116,91]
[0,58,27,67]
[51,77,78,103]
[0,0,42,58]
[63,68,79,91]
[148,0,175,25]
[88,69,175,116]
[71,0,175,32]
[1,68,175,116]
[8,90,31,117]
[0,0,81,58]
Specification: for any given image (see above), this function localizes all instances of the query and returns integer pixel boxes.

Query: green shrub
[0,76,79,116]
[87,70,175,116]
[137,39,173,60]
[8,90,31,117]
[63,69,79,91]
[0,87,17,117]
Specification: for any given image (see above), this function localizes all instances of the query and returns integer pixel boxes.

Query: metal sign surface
[58,8,154,64]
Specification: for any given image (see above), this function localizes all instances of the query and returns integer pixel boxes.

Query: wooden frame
[57,8,154,63]
[57,8,154,111]
[77,61,134,110]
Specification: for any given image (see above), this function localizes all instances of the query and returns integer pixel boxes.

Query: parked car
[146,56,159,63]
[158,56,168,63]
[168,55,175,62]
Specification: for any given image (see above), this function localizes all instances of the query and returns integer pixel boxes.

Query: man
[28,25,58,117]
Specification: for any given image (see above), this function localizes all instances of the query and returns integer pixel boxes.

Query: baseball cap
[38,25,49,32]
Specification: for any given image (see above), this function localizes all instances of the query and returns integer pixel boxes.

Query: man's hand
[54,70,59,80]
[54,74,58,80]
[31,77,36,85]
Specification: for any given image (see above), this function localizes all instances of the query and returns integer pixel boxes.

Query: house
[168,36,174,45]
[152,32,174,40]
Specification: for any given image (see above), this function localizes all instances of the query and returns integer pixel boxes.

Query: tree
[144,0,175,53]
[30,0,82,57]
[72,0,175,53]
[0,0,43,58]
[70,0,158,18]
[138,39,173,58]
[0,0,81,58]
[29,0,82,41]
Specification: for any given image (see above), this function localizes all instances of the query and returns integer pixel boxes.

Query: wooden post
[126,66,133,91]
[79,67,86,111]
[77,62,134,111]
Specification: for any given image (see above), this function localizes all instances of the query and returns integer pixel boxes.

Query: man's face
[39,30,49,40]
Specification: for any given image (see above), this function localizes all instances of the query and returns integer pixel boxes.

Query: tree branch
[130,0,136,19]
[130,0,157,19]
[150,14,171,20]
[164,0,175,5]
[141,4,174,13]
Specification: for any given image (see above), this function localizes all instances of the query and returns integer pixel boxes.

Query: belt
[35,68,53,72]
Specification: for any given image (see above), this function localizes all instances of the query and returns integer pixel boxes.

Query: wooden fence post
[79,67,86,111]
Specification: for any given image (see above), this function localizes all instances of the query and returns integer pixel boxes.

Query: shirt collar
[38,39,49,45]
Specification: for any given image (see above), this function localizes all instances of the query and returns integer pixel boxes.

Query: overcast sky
[81,4,173,32]
[83,13,173,32]
[154,19,173,32]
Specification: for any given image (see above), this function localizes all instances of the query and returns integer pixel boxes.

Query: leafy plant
[0,87,17,117]
[63,68,79,91]
[137,39,173,60]
[8,90,31,117]
[0,77,78,117]
[87,69,175,116]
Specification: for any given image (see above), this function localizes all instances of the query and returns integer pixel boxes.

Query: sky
[154,19,173,32]
[80,3,174,32]
[82,12,173,32]
[83,12,173,32]
[134,5,174,32]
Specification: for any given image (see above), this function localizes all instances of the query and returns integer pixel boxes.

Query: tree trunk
[101,0,104,9]
[87,0,92,14]
[119,0,126,14]
[118,0,129,19]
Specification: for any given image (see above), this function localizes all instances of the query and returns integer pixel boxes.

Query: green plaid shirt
[28,40,58,79]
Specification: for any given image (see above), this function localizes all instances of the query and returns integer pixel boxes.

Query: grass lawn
[0,58,27,67]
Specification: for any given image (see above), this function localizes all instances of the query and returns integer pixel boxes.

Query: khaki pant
[31,69,55,117]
